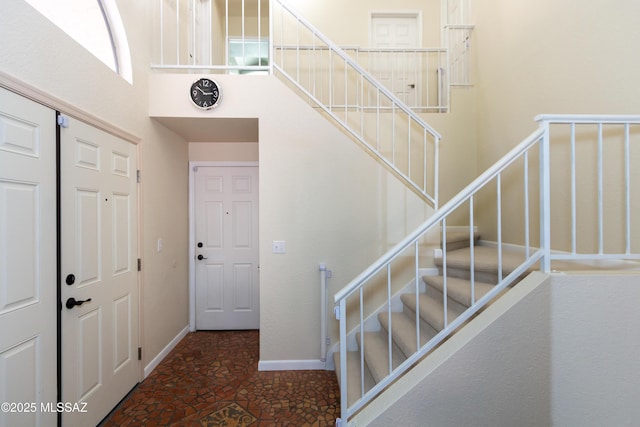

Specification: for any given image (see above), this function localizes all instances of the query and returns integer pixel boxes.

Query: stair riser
[440,266,500,284]
[444,240,473,252]
[441,230,480,252]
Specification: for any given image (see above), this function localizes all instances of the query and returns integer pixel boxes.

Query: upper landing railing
[151,0,473,95]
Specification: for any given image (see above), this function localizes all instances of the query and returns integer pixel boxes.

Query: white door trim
[188,161,259,331]
[0,70,140,145]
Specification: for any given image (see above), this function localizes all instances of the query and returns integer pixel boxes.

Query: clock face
[189,78,221,110]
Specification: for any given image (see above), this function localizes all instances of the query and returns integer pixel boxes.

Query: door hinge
[57,113,69,128]
[137,258,141,271]
[138,347,142,361]
[136,170,141,183]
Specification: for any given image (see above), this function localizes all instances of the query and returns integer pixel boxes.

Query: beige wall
[471,0,640,244]
[0,0,190,368]
[425,86,478,209]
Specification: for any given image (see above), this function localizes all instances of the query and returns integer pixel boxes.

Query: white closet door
[0,87,57,427]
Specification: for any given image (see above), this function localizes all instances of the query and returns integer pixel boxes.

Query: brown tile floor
[99,330,341,426]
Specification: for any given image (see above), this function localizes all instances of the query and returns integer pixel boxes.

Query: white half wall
[550,274,640,426]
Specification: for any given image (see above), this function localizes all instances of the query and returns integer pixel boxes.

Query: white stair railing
[445,25,474,86]
[276,45,449,112]
[334,115,640,425]
[271,0,442,207]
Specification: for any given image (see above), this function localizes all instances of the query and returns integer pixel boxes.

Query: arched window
[24,0,132,83]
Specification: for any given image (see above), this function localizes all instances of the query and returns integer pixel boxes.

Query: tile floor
[99,330,341,426]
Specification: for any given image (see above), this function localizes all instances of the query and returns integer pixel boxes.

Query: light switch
[272,240,286,254]
[157,238,163,253]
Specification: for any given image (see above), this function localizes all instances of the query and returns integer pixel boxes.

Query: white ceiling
[153,117,259,143]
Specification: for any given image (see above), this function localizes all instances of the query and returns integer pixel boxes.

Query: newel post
[538,118,552,272]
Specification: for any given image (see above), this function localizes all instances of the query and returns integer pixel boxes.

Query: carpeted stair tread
[437,245,528,276]
[356,331,406,384]
[378,311,438,358]
[332,350,375,406]
[400,292,465,332]
[422,275,494,307]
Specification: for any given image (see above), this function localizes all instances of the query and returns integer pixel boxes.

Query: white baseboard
[143,325,190,379]
[258,359,327,371]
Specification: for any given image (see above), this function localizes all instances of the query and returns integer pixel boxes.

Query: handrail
[334,115,640,425]
[536,114,640,124]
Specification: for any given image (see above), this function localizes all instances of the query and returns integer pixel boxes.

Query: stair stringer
[350,271,551,426]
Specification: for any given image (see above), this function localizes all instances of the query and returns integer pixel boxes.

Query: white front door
[60,117,139,426]
[371,14,420,106]
[0,88,57,427]
[195,165,259,330]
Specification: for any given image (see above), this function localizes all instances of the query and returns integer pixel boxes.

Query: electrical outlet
[272,240,286,254]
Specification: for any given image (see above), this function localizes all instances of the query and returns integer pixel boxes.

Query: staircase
[333,114,640,425]
[271,0,441,207]
[333,230,531,406]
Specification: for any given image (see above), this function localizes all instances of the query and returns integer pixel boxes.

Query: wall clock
[189,78,221,110]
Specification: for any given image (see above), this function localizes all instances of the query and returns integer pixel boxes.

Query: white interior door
[195,165,259,330]
[371,14,420,106]
[0,88,57,427]
[60,116,139,426]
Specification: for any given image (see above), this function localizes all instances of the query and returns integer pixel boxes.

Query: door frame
[188,161,259,331]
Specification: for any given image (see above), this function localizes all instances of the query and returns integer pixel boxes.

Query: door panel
[61,117,139,426]
[371,15,420,106]
[195,166,259,330]
[0,87,57,427]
